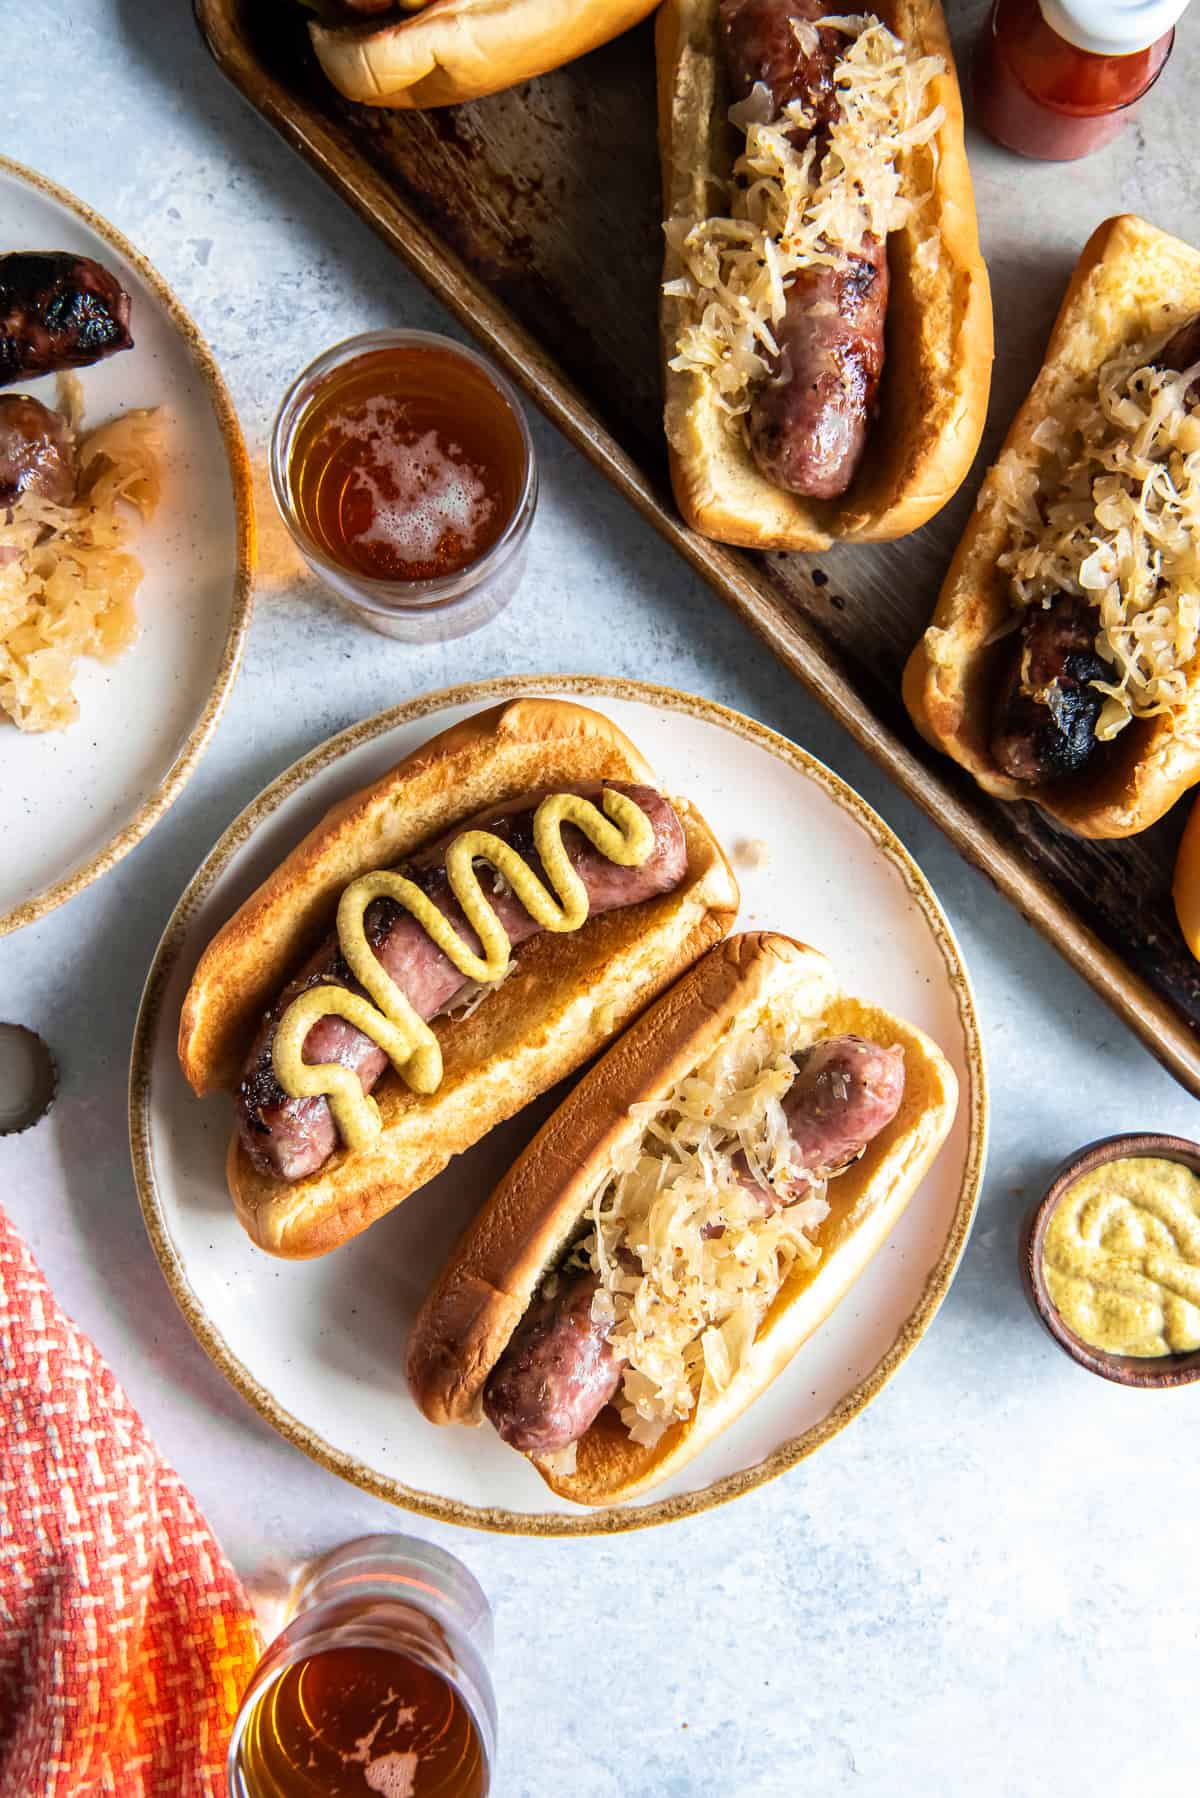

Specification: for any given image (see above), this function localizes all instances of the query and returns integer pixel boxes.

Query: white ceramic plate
[131,678,987,1534]
[0,157,253,935]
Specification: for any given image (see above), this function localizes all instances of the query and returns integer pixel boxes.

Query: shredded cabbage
[995,329,1200,740]
[665,17,944,419]
[582,984,833,1447]
[0,387,161,733]
[441,955,515,1020]
[538,1442,578,1477]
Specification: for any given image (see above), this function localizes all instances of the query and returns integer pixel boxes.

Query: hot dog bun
[309,0,661,109]
[407,931,958,1504]
[904,214,1200,840]
[656,0,993,551]
[179,697,738,1258]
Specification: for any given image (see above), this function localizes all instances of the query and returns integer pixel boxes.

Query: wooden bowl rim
[1020,1132,1200,1388]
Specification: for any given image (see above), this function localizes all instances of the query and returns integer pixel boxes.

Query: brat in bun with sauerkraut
[656,0,992,550]
[407,933,958,1505]
[906,214,1200,840]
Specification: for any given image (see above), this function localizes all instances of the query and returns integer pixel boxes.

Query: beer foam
[334,398,494,567]
[363,1750,420,1797]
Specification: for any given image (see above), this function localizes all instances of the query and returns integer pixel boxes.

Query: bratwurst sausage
[0,394,77,505]
[718,0,841,125]
[989,595,1108,786]
[237,783,688,1183]
[745,255,889,499]
[483,1033,905,1455]
[483,1267,622,1458]
[0,253,132,387]
[714,1032,904,1228]
[718,0,889,498]
[760,1033,905,1202]
[988,314,1200,787]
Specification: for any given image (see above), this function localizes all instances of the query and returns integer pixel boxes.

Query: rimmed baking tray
[194,0,1200,1095]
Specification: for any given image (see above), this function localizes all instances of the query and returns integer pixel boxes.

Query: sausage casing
[483,1268,622,1457]
[717,0,889,498]
[237,783,688,1182]
[0,253,132,387]
[0,394,77,505]
[989,595,1109,786]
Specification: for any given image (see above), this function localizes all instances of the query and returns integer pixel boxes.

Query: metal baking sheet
[195,0,1200,1094]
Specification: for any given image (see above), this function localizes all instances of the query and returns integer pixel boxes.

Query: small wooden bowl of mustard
[1021,1133,1200,1388]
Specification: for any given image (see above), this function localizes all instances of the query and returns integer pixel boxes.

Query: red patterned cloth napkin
[0,1205,262,1796]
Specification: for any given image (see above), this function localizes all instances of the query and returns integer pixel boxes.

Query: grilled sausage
[989,595,1109,786]
[718,0,841,126]
[0,394,77,505]
[483,1268,621,1457]
[774,1033,905,1189]
[0,253,132,388]
[745,253,889,498]
[718,0,889,498]
[714,1032,904,1228]
[237,783,688,1182]
[484,1034,905,1451]
[990,320,1200,787]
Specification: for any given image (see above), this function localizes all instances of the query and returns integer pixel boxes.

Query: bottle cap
[0,1024,58,1135]
[1040,0,1189,55]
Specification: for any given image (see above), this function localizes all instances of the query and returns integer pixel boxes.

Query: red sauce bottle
[973,0,1182,160]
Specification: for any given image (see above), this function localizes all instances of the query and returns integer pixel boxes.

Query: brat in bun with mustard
[179,698,738,1258]
[657,0,993,550]
[408,932,958,1504]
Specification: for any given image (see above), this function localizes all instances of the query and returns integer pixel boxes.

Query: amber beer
[227,1537,495,1797]
[269,330,537,643]
[285,342,527,585]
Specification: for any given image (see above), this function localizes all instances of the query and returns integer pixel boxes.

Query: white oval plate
[0,157,253,935]
[131,678,987,1535]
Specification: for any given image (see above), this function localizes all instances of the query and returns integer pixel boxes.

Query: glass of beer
[270,330,537,643]
[227,1535,496,1797]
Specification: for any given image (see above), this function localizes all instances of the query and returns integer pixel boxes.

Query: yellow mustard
[272,789,655,1152]
[1042,1156,1200,1356]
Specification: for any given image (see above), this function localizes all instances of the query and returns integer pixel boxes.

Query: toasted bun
[904,214,1200,840]
[178,697,738,1258]
[407,931,958,1505]
[656,0,992,551]
[309,0,661,109]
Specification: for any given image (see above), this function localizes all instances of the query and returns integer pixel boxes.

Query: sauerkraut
[0,383,162,733]
[994,331,1200,741]
[578,984,833,1447]
[443,957,515,1020]
[664,17,944,418]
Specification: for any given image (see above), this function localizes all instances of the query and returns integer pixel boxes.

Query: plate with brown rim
[0,157,254,936]
[130,676,987,1535]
